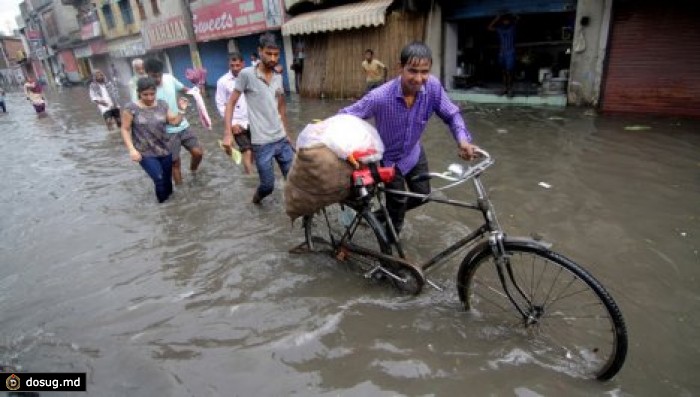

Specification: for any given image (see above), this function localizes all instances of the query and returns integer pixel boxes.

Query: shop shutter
[601,2,700,117]
[166,45,192,87]
[199,40,230,87]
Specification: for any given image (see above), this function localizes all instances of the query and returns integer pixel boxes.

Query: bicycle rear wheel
[457,240,627,380]
[304,203,392,266]
[304,204,423,295]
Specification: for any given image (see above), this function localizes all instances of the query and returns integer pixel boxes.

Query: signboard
[144,15,190,50]
[80,21,101,40]
[73,45,91,58]
[107,37,146,58]
[34,47,47,60]
[91,40,108,55]
[28,37,47,60]
[192,0,284,41]
[26,30,41,40]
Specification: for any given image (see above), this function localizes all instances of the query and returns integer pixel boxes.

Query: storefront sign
[144,15,190,50]
[74,45,92,58]
[34,47,47,60]
[29,38,47,60]
[91,40,108,55]
[192,0,284,41]
[81,21,101,40]
[26,30,41,40]
[107,36,146,58]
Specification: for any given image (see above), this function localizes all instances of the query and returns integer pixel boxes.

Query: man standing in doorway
[340,42,478,241]
[216,52,253,174]
[89,69,122,131]
[145,58,204,185]
[222,32,294,205]
[489,13,518,96]
[361,49,387,94]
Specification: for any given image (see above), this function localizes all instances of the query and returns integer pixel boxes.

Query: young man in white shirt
[215,52,253,174]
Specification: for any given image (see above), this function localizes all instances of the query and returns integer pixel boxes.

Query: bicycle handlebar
[412,147,494,190]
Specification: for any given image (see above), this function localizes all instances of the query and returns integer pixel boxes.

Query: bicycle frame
[364,175,494,273]
[315,151,512,285]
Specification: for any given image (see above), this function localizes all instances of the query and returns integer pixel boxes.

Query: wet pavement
[0,85,698,396]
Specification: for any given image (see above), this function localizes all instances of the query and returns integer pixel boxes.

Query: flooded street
[1,86,698,396]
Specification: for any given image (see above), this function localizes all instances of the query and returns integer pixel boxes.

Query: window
[118,0,134,25]
[150,0,160,17]
[134,0,146,21]
[102,4,115,29]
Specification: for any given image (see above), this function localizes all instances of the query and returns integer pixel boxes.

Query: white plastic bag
[296,114,384,161]
[296,122,326,149]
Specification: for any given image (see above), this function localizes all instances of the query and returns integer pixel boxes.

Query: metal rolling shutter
[601,2,700,117]
[166,45,192,87]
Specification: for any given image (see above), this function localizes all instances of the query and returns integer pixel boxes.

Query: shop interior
[452,11,576,96]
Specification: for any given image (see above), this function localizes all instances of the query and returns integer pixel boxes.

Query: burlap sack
[285,145,354,221]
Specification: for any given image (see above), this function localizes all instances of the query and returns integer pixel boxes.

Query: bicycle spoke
[472,284,522,316]
[546,288,600,312]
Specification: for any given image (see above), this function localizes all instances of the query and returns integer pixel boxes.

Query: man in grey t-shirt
[223,32,294,204]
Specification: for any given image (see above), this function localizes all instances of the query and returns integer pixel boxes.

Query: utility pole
[179,0,202,69]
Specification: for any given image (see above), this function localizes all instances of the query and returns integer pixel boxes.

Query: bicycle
[294,148,628,380]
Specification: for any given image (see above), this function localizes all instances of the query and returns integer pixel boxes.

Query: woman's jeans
[252,138,294,199]
[140,154,173,203]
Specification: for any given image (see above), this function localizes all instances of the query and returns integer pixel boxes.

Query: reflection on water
[0,87,699,396]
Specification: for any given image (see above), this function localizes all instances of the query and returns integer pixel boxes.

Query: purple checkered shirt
[339,75,471,174]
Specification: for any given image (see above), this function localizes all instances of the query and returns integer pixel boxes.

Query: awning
[282,0,393,36]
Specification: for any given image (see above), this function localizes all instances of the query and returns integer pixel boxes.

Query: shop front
[107,35,147,85]
[188,0,290,92]
[281,0,425,99]
[441,0,577,105]
[73,45,92,79]
[601,1,700,117]
[73,39,110,81]
[57,50,82,83]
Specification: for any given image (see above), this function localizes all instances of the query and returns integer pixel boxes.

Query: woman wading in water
[120,77,189,203]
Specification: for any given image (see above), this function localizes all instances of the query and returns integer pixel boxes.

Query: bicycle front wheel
[457,240,627,380]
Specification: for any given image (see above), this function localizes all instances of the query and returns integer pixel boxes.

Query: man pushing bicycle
[339,41,478,240]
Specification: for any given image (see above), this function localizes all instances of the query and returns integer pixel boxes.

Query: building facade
[0,36,26,88]
[94,0,146,85]
[186,0,289,91]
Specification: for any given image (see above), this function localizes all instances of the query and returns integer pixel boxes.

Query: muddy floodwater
[0,87,698,396]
